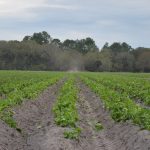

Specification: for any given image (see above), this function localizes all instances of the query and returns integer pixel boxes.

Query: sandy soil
[0,79,73,150]
[77,81,150,150]
[0,78,150,150]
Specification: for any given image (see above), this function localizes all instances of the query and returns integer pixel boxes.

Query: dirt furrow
[77,81,150,150]
[76,81,117,150]
[1,78,150,150]
[15,78,77,150]
[0,79,75,150]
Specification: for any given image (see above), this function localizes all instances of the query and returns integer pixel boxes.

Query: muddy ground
[0,79,150,150]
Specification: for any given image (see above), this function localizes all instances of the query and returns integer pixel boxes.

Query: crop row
[53,76,81,139]
[79,75,150,130]
[0,72,64,128]
[81,73,150,106]
[0,71,61,99]
[114,72,150,79]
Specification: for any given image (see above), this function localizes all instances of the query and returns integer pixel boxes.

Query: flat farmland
[0,71,150,150]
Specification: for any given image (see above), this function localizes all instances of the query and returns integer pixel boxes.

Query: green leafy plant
[64,127,81,139]
[0,71,64,128]
[94,122,103,131]
[79,73,150,130]
[53,76,81,138]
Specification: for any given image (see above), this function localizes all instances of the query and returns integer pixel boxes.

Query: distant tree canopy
[0,31,150,72]
[51,39,61,47]
[102,42,133,52]
[62,37,99,54]
[23,31,52,45]
[23,32,98,54]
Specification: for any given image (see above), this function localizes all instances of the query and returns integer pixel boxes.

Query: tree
[121,42,133,52]
[136,51,150,72]
[109,42,133,53]
[63,39,76,49]
[1,31,150,72]
[115,52,135,71]
[62,37,99,54]
[99,50,113,71]
[102,42,109,50]
[109,42,122,52]
[84,52,102,71]
[23,31,51,45]
[52,39,61,47]
[23,36,32,41]
[84,37,99,53]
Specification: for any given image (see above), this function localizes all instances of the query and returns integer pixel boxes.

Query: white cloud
[0,0,150,48]
[0,0,43,19]
[67,31,91,39]
[0,0,77,20]
[42,4,77,10]
[96,20,119,27]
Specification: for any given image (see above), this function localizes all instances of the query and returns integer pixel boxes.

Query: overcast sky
[0,0,150,48]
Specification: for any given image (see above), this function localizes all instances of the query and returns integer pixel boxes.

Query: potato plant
[82,73,150,105]
[53,76,81,139]
[79,74,150,130]
[0,71,64,128]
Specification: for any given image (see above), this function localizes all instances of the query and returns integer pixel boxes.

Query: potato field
[0,71,150,150]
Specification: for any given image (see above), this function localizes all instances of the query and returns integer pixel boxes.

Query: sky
[0,0,150,48]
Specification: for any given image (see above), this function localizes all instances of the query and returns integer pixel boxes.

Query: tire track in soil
[77,81,150,150]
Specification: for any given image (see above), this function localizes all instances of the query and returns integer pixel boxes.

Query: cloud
[0,0,150,48]
[56,31,92,41]
[0,0,77,20]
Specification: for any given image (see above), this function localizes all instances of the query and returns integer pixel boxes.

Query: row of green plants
[115,72,150,79]
[0,71,64,128]
[79,74,150,130]
[82,73,150,106]
[53,76,81,139]
[0,71,61,99]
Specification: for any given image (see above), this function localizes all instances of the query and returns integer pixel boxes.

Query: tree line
[0,31,150,72]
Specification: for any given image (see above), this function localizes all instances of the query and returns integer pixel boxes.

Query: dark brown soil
[0,78,150,150]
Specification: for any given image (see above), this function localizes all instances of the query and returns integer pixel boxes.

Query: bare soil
[0,79,75,150]
[0,79,150,150]
[135,99,150,109]
[77,81,150,150]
